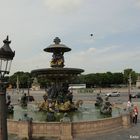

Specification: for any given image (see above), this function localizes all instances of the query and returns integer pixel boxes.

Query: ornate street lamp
[0,36,15,140]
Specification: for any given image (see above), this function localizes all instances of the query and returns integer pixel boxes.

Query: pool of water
[8,103,122,122]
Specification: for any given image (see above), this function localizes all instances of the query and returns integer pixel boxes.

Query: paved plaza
[75,121,140,140]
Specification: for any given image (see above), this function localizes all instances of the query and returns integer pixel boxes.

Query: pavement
[75,120,140,140]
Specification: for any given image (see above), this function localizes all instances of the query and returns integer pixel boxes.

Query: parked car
[105,91,120,97]
[131,92,140,98]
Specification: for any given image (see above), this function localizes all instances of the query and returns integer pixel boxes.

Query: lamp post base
[0,89,8,140]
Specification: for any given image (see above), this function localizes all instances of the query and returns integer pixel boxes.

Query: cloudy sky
[0,0,140,75]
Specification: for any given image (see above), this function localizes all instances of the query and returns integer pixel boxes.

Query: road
[8,88,140,105]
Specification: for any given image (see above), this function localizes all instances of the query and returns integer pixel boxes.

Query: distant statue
[46,100,56,122]
[60,113,71,122]
[31,77,40,91]
[19,113,32,122]
[75,100,83,108]
[6,94,11,106]
[20,93,28,107]
[100,96,112,115]
[95,93,103,107]
[46,111,56,122]
[6,94,14,114]
[105,96,109,101]
[43,92,48,102]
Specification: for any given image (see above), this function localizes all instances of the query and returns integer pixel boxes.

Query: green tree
[112,73,123,85]
[9,71,31,88]
[123,68,133,84]
[123,68,137,84]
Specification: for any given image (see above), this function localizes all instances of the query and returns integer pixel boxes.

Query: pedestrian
[129,93,132,102]
[132,105,138,124]
[127,100,131,110]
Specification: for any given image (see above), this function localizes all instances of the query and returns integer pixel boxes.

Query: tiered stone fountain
[31,37,84,112]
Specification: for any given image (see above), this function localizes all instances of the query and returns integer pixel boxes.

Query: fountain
[10,37,118,122]
[31,37,84,112]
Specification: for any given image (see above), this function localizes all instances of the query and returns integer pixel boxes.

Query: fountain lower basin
[8,102,122,122]
[7,102,132,140]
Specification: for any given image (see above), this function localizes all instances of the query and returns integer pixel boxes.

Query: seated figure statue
[60,113,71,122]
[46,101,56,122]
[38,100,49,111]
[95,93,103,107]
[21,113,32,121]
[6,94,14,114]
[46,111,56,122]
[43,93,48,102]
[20,93,28,107]
[100,96,112,115]
[51,52,64,67]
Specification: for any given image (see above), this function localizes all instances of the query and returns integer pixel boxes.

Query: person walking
[132,105,138,124]
[129,93,132,102]
[127,100,131,111]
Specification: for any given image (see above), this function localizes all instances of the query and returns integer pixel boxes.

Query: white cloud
[43,0,83,14]
[65,45,140,73]
[133,0,140,7]
[87,47,96,53]
[76,47,96,57]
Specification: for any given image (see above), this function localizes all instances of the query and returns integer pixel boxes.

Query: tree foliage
[8,68,139,88]
[9,71,31,88]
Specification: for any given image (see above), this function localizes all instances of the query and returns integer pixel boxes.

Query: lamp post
[16,75,20,94]
[27,78,30,102]
[128,73,132,102]
[0,36,15,140]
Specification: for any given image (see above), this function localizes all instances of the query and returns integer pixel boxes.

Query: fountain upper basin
[31,67,84,80]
